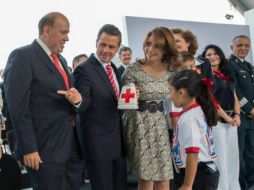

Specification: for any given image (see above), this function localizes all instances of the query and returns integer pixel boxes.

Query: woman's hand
[224,115,234,124]
[232,114,241,127]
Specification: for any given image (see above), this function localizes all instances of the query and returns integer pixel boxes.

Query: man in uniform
[229,35,254,190]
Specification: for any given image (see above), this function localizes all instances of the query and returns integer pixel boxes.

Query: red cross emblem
[121,88,135,103]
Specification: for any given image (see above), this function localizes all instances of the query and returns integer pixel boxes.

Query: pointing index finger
[57,90,68,95]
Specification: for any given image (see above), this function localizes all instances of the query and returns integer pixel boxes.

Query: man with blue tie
[74,24,127,190]
[4,12,83,190]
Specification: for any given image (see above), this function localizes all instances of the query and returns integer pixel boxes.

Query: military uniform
[229,54,254,190]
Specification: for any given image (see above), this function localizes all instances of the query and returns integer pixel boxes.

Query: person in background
[72,54,88,70]
[4,12,83,190]
[72,54,89,184]
[118,46,132,76]
[229,35,254,190]
[0,70,10,139]
[168,69,219,190]
[0,86,3,159]
[74,24,127,190]
[167,51,197,130]
[122,26,179,190]
[178,51,196,71]
[0,128,2,160]
[172,28,213,79]
[202,44,241,190]
[170,29,215,132]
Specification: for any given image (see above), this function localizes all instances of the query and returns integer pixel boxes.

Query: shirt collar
[232,54,245,63]
[121,63,128,69]
[94,53,110,65]
[36,38,52,57]
[179,103,200,117]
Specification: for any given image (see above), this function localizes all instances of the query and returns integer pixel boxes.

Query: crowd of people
[0,11,254,190]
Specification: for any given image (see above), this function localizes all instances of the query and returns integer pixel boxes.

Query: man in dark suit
[74,24,127,190]
[117,46,132,77]
[72,54,88,70]
[229,35,254,190]
[4,12,83,190]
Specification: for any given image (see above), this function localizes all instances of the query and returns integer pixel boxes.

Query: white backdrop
[123,16,253,63]
[0,0,245,71]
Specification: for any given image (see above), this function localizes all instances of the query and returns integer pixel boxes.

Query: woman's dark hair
[201,44,234,82]
[168,69,218,126]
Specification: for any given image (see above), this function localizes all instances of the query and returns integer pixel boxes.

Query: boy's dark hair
[178,51,195,63]
[168,69,218,126]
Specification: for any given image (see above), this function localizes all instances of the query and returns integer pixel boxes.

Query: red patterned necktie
[51,53,70,90]
[106,64,119,98]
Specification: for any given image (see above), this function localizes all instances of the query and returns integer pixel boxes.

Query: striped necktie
[106,64,119,98]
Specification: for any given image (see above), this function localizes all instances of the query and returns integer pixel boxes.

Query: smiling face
[173,33,190,53]
[144,34,165,63]
[231,37,250,59]
[119,50,132,65]
[96,32,120,63]
[205,48,221,70]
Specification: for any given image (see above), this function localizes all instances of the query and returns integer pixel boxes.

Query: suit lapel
[33,41,69,89]
[58,55,74,88]
[112,63,121,89]
[90,55,118,100]
[237,59,252,74]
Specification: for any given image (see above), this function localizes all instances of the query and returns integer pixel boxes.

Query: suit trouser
[238,115,254,190]
[212,121,240,190]
[86,157,127,190]
[27,129,83,190]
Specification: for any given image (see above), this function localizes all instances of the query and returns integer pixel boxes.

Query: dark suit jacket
[4,40,83,163]
[74,54,125,161]
[229,54,254,114]
[117,65,125,77]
